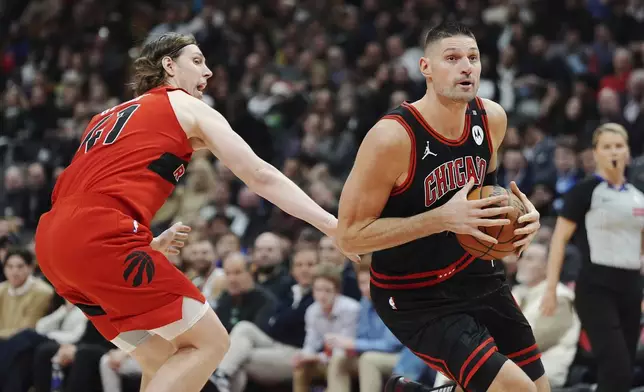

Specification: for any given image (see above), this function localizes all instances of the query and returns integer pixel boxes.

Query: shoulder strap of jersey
[467,97,493,154]
[382,104,418,132]
[381,104,418,196]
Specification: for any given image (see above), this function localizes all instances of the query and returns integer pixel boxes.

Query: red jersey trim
[463,345,498,389]
[475,97,494,156]
[369,252,476,289]
[411,349,457,381]
[382,114,417,196]
[402,102,470,146]
[156,87,194,154]
[459,337,495,385]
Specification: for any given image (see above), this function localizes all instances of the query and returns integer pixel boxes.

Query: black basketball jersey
[370,98,506,300]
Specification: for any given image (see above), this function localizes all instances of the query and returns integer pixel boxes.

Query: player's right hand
[438,177,515,244]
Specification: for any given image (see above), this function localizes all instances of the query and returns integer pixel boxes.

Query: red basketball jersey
[52,86,193,227]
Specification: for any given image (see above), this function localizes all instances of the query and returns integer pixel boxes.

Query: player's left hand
[151,222,191,256]
[509,181,540,256]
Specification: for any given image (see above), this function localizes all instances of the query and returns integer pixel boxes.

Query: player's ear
[419,56,431,79]
[161,56,176,77]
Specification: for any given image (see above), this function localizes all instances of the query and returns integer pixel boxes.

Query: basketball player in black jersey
[337,22,547,392]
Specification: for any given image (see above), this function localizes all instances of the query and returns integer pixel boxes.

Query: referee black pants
[575,281,642,392]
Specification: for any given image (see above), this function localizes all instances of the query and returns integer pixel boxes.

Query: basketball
[455,185,527,260]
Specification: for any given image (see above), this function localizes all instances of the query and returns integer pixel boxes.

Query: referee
[542,123,644,392]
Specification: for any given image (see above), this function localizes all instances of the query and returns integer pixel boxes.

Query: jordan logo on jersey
[173,164,186,182]
[424,156,488,207]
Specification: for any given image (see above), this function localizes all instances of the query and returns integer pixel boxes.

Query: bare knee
[173,307,230,363]
[488,361,536,392]
[131,336,177,375]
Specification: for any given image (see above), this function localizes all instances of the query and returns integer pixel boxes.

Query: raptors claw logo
[123,250,156,287]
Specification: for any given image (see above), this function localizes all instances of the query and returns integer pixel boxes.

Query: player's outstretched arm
[168,91,338,240]
[336,120,513,255]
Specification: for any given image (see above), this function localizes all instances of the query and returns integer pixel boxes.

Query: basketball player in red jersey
[337,22,548,392]
[35,33,356,392]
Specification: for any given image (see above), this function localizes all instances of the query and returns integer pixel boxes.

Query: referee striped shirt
[560,175,644,288]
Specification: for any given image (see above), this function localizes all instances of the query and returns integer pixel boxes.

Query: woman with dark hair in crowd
[542,123,644,392]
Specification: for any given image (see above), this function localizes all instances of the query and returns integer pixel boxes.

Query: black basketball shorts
[372,284,545,392]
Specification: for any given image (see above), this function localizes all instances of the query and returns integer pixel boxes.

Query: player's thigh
[478,286,545,383]
[115,331,175,374]
[169,304,229,355]
[113,297,228,372]
[62,212,207,337]
[487,361,537,392]
[397,312,508,392]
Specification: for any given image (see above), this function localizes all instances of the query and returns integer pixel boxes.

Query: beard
[440,86,478,102]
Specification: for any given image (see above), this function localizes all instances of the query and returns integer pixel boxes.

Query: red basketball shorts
[35,194,205,341]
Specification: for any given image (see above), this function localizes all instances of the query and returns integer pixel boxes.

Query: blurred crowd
[2,0,644,391]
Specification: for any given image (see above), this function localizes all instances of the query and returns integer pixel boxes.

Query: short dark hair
[130,32,197,96]
[3,247,35,267]
[424,21,475,49]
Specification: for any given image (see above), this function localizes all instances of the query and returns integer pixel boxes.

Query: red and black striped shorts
[371,284,544,392]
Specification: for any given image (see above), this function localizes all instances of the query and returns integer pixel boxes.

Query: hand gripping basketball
[439,178,514,244]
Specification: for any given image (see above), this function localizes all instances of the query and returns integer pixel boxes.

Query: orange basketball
[455,185,527,260]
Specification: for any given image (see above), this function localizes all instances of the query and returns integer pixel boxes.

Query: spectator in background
[32,322,114,392]
[210,248,318,392]
[153,157,218,226]
[578,145,597,177]
[499,147,534,196]
[182,238,217,290]
[623,69,644,156]
[251,231,293,297]
[201,232,242,306]
[22,162,50,231]
[0,248,53,340]
[200,178,249,238]
[99,348,142,392]
[534,217,582,284]
[323,259,404,392]
[1,165,27,220]
[512,243,580,387]
[0,220,20,278]
[552,136,583,212]
[318,235,361,300]
[529,182,557,218]
[292,262,359,392]
[600,47,633,93]
[592,87,628,138]
[0,299,87,392]
[524,123,557,185]
[214,252,277,332]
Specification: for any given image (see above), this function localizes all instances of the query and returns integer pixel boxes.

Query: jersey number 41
[80,104,140,153]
